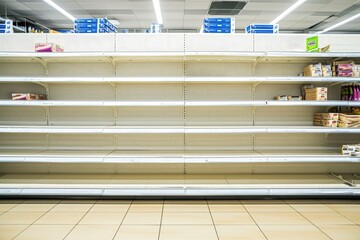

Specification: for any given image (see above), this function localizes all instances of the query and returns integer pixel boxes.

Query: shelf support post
[108,56,116,73]
[35,57,48,76]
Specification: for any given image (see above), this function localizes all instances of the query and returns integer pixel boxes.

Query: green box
[306,36,318,52]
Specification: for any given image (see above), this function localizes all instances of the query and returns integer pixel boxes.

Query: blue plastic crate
[0,29,13,34]
[204,28,232,33]
[246,29,279,34]
[75,18,107,24]
[204,23,231,28]
[74,23,107,29]
[247,24,278,30]
[74,28,110,33]
[0,24,12,30]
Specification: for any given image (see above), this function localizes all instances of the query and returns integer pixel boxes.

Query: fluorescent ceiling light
[152,0,163,25]
[270,0,307,24]
[316,13,360,34]
[42,0,76,22]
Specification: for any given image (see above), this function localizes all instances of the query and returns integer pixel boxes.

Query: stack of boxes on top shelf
[203,18,235,33]
[245,24,279,34]
[0,19,13,34]
[342,144,360,157]
[74,18,117,33]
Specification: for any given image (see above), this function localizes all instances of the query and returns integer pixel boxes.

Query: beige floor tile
[0,200,23,204]
[260,225,330,240]
[65,224,119,240]
[9,204,55,212]
[164,200,207,204]
[0,225,28,240]
[339,212,360,224]
[132,200,163,204]
[302,212,355,225]
[160,225,217,240]
[162,212,213,225]
[50,204,93,213]
[260,225,331,240]
[163,203,209,213]
[60,200,96,204]
[212,213,255,225]
[0,204,18,212]
[290,204,335,213]
[244,204,295,213]
[216,225,266,240]
[14,225,74,240]
[34,212,85,225]
[326,204,360,212]
[318,225,360,240]
[241,200,285,204]
[90,204,130,213]
[114,225,159,240]
[123,213,161,225]
[251,212,310,225]
[128,204,163,213]
[208,204,247,213]
[0,212,44,224]
[22,200,60,204]
[207,200,241,204]
[96,200,132,204]
[79,212,125,224]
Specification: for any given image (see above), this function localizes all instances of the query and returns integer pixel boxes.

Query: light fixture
[316,13,360,34]
[42,0,76,22]
[152,0,163,25]
[270,0,307,24]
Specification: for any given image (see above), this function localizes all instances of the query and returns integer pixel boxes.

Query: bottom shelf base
[1,173,359,197]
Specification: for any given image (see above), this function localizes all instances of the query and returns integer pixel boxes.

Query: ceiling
[0,0,359,33]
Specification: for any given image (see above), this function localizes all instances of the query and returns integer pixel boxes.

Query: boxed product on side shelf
[35,43,64,52]
[274,95,302,101]
[313,113,338,127]
[74,18,117,33]
[203,18,235,33]
[305,87,327,101]
[303,63,331,77]
[332,60,354,77]
[342,144,360,156]
[339,114,360,128]
[353,65,360,77]
[245,24,279,34]
[12,93,46,100]
[341,83,360,101]
[0,19,13,34]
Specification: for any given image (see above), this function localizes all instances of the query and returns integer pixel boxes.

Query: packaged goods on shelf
[341,83,360,101]
[74,18,117,33]
[301,84,313,98]
[313,113,338,127]
[150,23,161,33]
[332,60,354,77]
[322,65,332,77]
[353,65,360,77]
[303,63,323,77]
[342,144,360,156]
[287,96,302,101]
[305,87,327,101]
[339,114,360,128]
[35,43,64,52]
[12,93,46,100]
[245,24,279,34]
[203,18,235,34]
[274,95,288,101]
[0,19,13,34]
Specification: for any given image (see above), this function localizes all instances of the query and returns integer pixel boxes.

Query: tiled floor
[0,199,360,240]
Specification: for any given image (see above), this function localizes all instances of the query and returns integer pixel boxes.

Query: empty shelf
[0,150,358,163]
[0,126,359,134]
[0,173,358,197]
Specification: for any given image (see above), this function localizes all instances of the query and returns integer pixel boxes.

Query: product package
[274,95,288,101]
[0,19,13,34]
[74,18,117,33]
[245,24,279,34]
[305,87,328,101]
[322,65,332,77]
[150,23,161,33]
[301,84,313,99]
[339,114,360,128]
[313,113,338,127]
[287,96,303,101]
[12,93,46,100]
[203,18,235,34]
[341,83,360,101]
[353,65,360,77]
[304,63,322,77]
[342,144,360,156]
[332,60,355,77]
[35,43,64,52]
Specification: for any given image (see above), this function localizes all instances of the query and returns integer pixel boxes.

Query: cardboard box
[274,95,288,101]
[322,120,338,127]
[35,43,63,52]
[322,113,339,121]
[287,96,302,101]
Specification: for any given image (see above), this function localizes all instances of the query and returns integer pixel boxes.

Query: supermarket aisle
[0,199,360,240]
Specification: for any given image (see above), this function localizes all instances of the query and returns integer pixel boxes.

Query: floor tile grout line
[111,199,134,240]
[206,200,220,240]
[10,199,61,240]
[3,199,26,214]
[287,202,334,240]
[242,203,269,240]
[334,210,360,226]
[157,200,165,240]
[61,199,97,240]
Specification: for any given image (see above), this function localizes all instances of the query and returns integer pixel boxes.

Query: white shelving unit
[0,33,359,197]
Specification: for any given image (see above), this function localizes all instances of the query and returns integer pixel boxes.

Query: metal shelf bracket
[34,57,48,75]
[330,173,356,187]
